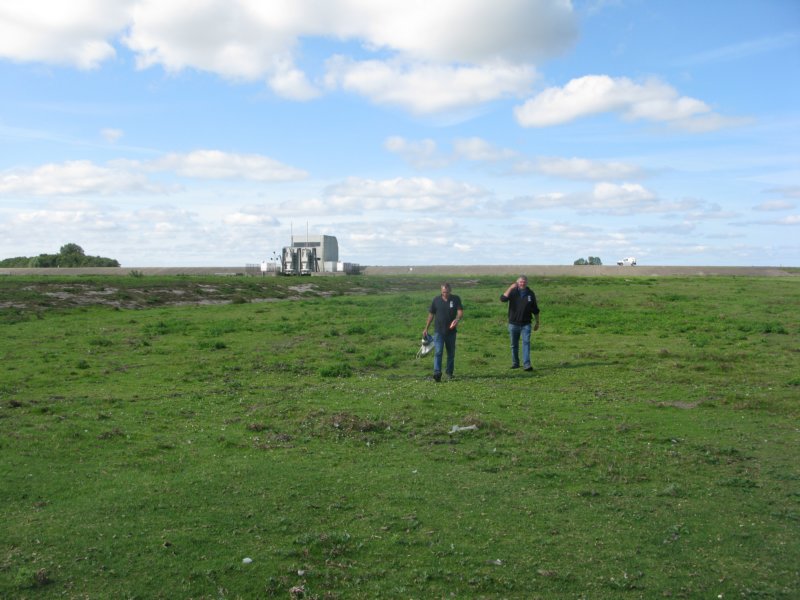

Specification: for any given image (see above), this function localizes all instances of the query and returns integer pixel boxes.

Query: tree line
[0,243,120,268]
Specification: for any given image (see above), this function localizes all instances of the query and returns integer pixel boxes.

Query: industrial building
[279,234,358,275]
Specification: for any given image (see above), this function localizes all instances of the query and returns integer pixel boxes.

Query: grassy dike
[1,274,798,598]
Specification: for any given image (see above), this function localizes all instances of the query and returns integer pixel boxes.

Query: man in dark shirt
[423,283,463,382]
[500,275,540,371]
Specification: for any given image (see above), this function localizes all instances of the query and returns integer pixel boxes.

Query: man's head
[440,283,451,298]
[516,275,528,289]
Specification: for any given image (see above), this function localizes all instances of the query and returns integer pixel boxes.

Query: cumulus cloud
[684,203,739,221]
[340,0,577,64]
[518,182,703,215]
[384,137,451,169]
[454,137,517,162]
[514,75,736,131]
[267,54,320,100]
[753,200,795,212]
[323,176,489,212]
[325,57,536,114]
[514,156,644,180]
[633,222,698,236]
[0,160,156,196]
[0,0,133,68]
[1,1,576,112]
[12,207,119,230]
[122,0,576,74]
[0,150,306,198]
[2,202,203,256]
[329,217,466,262]
[149,150,308,181]
[385,136,519,168]
[223,212,280,227]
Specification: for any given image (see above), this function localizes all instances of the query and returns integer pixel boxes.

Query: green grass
[1,274,799,598]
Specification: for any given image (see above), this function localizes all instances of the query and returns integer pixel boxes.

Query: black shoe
[523,366,533,372]
[511,364,520,369]
[433,372,442,382]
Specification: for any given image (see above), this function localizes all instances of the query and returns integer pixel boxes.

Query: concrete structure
[282,235,339,274]
[292,235,338,263]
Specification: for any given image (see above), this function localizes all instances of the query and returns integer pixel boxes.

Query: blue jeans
[433,331,457,376]
[508,323,531,368]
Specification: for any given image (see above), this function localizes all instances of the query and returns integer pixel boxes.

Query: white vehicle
[617,257,637,266]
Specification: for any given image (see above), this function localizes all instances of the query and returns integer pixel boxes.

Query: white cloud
[514,75,734,131]
[453,137,517,162]
[267,54,320,100]
[684,203,739,221]
[323,176,489,212]
[766,185,800,200]
[101,128,124,143]
[1,1,576,113]
[331,217,465,262]
[123,0,292,80]
[633,222,698,236]
[339,0,577,64]
[122,0,576,74]
[133,205,198,229]
[0,0,133,69]
[150,150,308,181]
[514,156,643,180]
[0,151,306,199]
[520,192,569,209]
[385,136,519,168]
[777,215,800,225]
[0,201,195,258]
[223,212,280,227]
[517,182,705,216]
[588,182,657,212]
[384,137,450,169]
[0,160,156,196]
[13,208,118,230]
[754,200,795,212]
[325,57,536,114]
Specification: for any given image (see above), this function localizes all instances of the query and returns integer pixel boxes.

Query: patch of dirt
[652,401,701,409]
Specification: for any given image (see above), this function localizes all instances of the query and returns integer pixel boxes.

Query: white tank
[299,247,316,274]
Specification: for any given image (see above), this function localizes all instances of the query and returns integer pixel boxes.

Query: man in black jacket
[500,275,540,371]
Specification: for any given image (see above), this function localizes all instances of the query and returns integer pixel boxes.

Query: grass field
[1,274,798,599]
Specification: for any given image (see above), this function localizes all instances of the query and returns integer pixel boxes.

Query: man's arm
[423,312,434,336]
[500,282,517,301]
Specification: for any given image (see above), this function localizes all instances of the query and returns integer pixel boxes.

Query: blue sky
[0,0,798,267]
